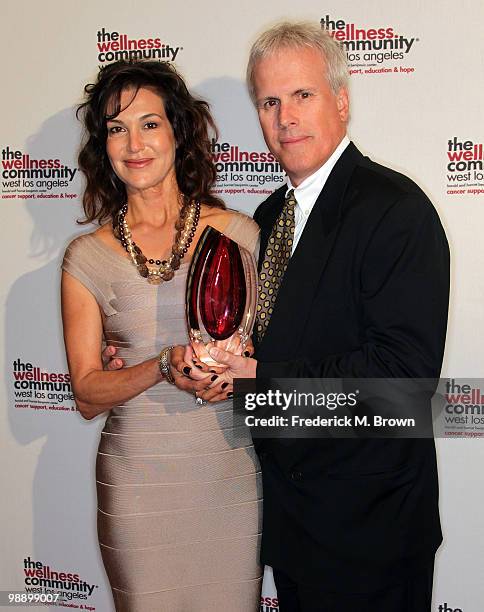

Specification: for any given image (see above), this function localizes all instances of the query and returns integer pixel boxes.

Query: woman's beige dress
[62,213,262,612]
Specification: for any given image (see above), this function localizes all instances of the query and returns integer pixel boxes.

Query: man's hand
[209,347,257,379]
[196,347,257,403]
[102,346,124,371]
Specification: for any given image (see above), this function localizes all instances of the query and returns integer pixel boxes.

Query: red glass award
[186,226,257,366]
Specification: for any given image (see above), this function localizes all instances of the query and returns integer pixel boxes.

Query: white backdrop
[1,1,483,611]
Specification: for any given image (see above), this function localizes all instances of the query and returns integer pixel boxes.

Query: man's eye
[263,99,278,109]
[300,92,312,99]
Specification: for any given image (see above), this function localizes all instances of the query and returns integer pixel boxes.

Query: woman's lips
[124,158,153,168]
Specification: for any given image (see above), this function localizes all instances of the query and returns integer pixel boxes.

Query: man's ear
[336,88,349,123]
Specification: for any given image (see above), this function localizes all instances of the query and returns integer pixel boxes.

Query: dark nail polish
[195,364,203,369]
[221,382,228,389]
[210,369,217,373]
[183,366,191,375]
[210,375,218,382]
[227,392,233,398]
[244,350,250,357]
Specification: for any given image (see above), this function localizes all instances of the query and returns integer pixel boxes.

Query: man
[116,22,450,611]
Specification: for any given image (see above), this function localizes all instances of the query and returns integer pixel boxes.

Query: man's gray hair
[246,21,349,104]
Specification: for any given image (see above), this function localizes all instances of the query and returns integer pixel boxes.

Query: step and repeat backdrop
[1,1,483,610]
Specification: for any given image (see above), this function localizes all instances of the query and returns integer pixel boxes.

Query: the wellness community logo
[23,556,98,606]
[321,14,419,75]
[11,358,76,414]
[439,379,484,437]
[211,138,284,199]
[1,146,78,201]
[446,136,484,196]
[96,27,182,64]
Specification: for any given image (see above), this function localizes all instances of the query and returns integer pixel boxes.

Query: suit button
[290,471,303,481]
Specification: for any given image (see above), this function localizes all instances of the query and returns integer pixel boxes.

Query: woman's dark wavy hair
[77,60,224,224]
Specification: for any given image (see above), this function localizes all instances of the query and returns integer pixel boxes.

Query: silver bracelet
[158,346,175,384]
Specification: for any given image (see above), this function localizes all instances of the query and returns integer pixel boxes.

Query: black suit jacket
[252,143,450,592]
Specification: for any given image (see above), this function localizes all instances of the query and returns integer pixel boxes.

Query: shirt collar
[286,135,350,214]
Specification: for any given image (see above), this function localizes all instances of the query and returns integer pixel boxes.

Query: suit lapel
[257,143,363,358]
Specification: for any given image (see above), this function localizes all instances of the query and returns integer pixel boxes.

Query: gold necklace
[113,198,201,285]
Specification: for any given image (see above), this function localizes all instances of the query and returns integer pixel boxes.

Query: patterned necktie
[256,189,297,339]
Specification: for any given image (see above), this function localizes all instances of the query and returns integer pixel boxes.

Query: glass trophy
[186,226,257,366]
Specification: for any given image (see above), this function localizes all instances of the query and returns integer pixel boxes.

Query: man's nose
[278,101,298,129]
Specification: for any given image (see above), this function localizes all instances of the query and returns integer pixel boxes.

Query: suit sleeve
[256,194,450,379]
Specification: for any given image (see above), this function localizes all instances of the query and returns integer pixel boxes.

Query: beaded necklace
[113,198,200,285]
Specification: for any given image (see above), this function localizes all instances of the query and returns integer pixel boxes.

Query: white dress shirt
[287,135,350,255]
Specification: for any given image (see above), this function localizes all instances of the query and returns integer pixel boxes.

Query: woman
[61,60,262,611]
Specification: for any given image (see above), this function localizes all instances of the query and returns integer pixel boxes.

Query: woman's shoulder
[63,225,115,270]
[61,227,117,314]
[64,224,113,252]
[224,209,260,247]
[201,206,259,251]
[64,230,97,256]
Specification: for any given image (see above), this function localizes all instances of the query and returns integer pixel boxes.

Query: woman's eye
[145,122,158,129]
[107,126,123,134]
